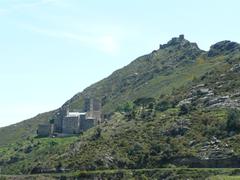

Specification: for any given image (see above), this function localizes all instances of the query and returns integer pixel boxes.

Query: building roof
[66,112,86,117]
[86,117,95,120]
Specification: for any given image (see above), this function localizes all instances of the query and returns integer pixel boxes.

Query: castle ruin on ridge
[37,98,102,137]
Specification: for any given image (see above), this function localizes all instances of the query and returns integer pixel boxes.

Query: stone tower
[84,98,102,124]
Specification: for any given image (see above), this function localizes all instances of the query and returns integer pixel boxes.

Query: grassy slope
[0,111,55,146]
[69,44,204,112]
[0,106,236,174]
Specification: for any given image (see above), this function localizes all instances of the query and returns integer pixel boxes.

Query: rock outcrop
[208,41,240,57]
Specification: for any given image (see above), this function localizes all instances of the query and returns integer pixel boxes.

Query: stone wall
[84,98,101,112]
[51,98,102,135]
[53,107,67,133]
[86,111,102,124]
[62,116,80,134]
[80,117,94,131]
[37,124,50,137]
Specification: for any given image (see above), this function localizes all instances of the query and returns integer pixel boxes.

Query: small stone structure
[37,98,102,137]
[37,124,51,137]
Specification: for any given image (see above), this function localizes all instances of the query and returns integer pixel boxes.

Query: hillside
[63,35,205,112]
[0,111,55,146]
[1,35,240,178]
[1,35,207,146]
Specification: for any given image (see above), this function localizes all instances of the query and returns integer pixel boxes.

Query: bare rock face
[162,118,191,137]
[170,136,239,168]
[230,63,240,72]
[208,41,240,57]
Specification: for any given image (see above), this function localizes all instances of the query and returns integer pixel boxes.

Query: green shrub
[156,100,171,112]
[91,127,102,140]
[118,101,134,113]
[227,109,240,133]
[133,97,155,107]
[178,104,190,115]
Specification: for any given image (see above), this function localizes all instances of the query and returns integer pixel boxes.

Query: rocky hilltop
[1,35,240,177]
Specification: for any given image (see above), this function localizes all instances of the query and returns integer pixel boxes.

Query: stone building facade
[37,124,53,137]
[62,112,82,134]
[37,98,102,137]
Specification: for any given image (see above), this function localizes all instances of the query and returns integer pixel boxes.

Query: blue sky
[0,0,240,127]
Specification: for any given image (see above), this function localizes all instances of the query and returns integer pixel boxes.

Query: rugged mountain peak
[208,40,240,57]
[159,34,200,50]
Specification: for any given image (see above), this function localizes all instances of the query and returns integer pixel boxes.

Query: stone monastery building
[37,98,102,137]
